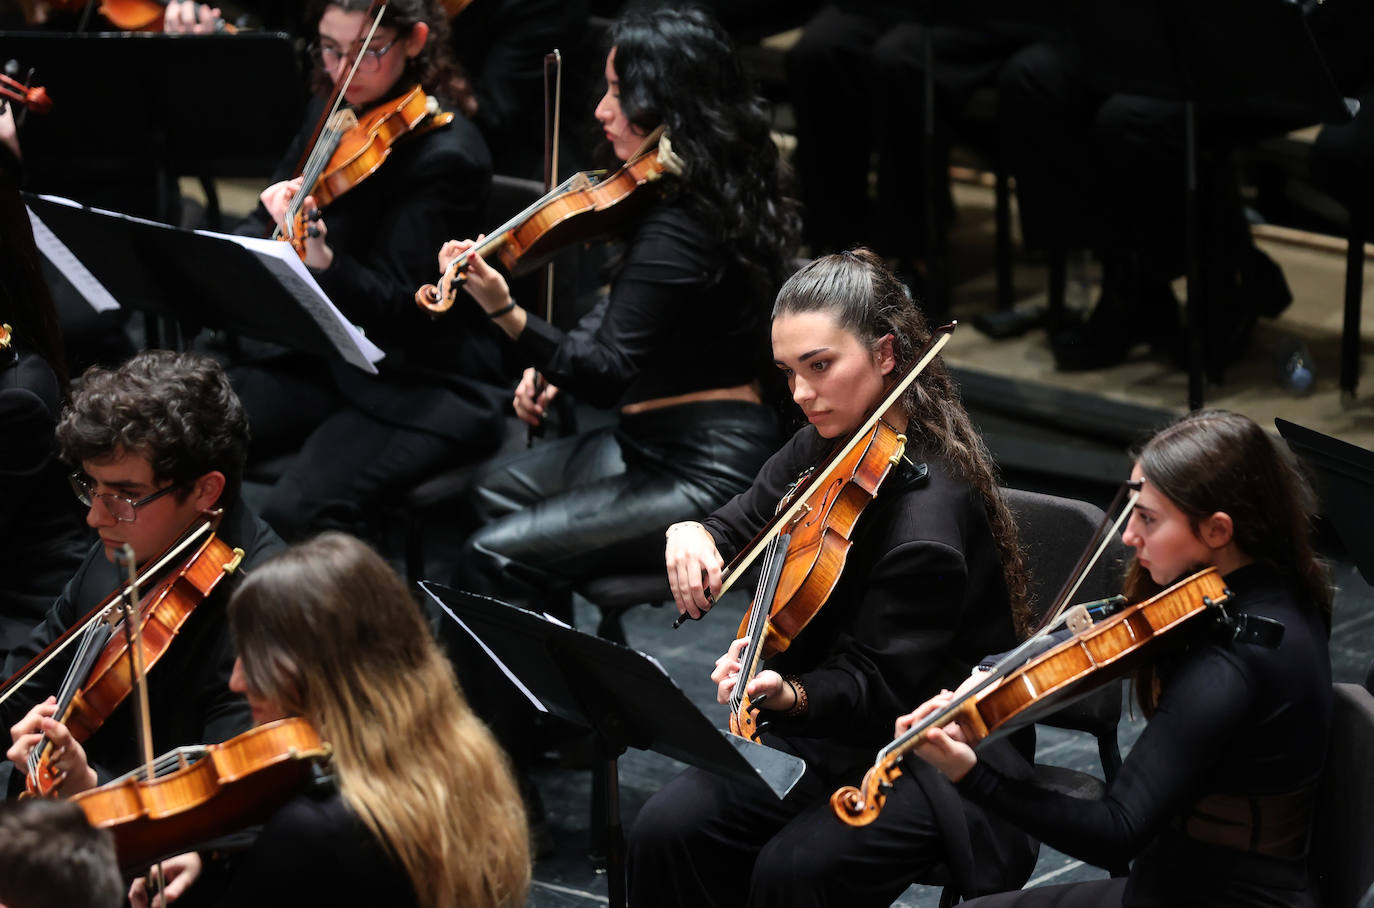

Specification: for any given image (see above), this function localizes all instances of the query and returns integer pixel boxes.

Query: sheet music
[218,231,385,372]
[27,204,121,313]
[27,194,384,374]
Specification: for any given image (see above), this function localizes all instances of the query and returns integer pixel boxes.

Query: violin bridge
[1064,604,1092,635]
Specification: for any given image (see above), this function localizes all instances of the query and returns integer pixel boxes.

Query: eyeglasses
[69,474,186,523]
[309,37,400,73]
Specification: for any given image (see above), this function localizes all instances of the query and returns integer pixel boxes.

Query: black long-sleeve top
[514,199,774,409]
[0,501,283,787]
[700,426,1022,778]
[957,563,1332,905]
[216,778,419,908]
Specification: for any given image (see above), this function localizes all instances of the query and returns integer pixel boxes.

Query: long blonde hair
[228,533,530,907]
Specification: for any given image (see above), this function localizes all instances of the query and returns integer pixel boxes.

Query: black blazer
[238,93,511,443]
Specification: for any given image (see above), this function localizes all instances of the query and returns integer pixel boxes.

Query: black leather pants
[455,400,779,612]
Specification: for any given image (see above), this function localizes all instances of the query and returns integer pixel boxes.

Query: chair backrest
[1003,487,1130,614]
[1312,682,1374,907]
[1002,487,1131,780]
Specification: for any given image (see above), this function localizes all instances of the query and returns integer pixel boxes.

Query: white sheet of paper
[28,194,384,373]
[213,231,385,371]
[27,204,121,313]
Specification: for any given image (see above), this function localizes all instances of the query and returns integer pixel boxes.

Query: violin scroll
[830,760,903,828]
[0,66,53,115]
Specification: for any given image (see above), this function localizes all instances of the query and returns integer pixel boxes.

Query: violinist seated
[443,5,792,623]
[1,351,283,799]
[230,0,509,544]
[904,409,1333,908]
[125,533,530,908]
[626,250,1038,908]
[0,798,122,908]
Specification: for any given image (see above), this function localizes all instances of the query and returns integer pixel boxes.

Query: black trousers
[233,355,492,543]
[455,400,779,612]
[627,740,1036,908]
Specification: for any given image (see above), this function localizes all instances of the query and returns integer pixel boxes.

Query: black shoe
[1050,280,1179,372]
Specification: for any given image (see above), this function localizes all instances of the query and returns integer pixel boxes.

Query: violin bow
[673,321,958,627]
[1034,478,1142,634]
[527,48,562,447]
[116,544,168,904]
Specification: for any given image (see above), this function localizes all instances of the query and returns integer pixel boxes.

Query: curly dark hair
[773,249,1032,635]
[604,6,799,286]
[56,351,249,508]
[309,0,474,112]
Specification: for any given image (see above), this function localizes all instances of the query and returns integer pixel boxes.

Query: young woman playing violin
[231,0,509,543]
[907,409,1333,907]
[627,249,1037,907]
[441,7,795,620]
[128,532,530,908]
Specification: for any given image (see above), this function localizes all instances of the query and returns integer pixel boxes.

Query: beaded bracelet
[783,675,809,717]
[486,300,518,319]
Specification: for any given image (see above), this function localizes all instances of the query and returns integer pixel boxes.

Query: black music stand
[1075,0,1350,409]
[25,193,381,371]
[420,583,807,908]
[1276,418,1374,587]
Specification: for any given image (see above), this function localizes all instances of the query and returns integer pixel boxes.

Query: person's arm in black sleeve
[513,211,714,406]
[232,113,313,239]
[700,429,823,560]
[0,553,97,729]
[956,649,1252,870]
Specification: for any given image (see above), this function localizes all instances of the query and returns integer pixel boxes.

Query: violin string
[733,535,783,716]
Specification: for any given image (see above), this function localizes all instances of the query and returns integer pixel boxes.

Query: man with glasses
[1,351,282,799]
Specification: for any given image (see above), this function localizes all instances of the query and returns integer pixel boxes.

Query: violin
[0,515,245,797]
[718,325,956,742]
[277,84,446,260]
[414,125,686,314]
[71,718,331,874]
[829,567,1233,826]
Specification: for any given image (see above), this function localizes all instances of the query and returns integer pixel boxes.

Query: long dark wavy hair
[604,6,799,286]
[1124,409,1332,712]
[773,249,1032,634]
[309,0,473,111]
